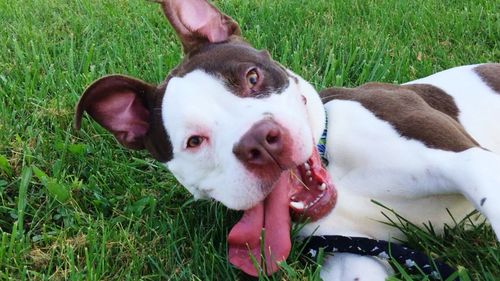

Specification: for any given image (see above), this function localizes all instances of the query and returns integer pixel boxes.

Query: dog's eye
[246,68,259,87]
[187,136,204,148]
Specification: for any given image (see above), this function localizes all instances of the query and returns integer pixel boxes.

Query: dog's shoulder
[320,82,479,152]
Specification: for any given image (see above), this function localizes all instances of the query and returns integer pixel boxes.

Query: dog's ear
[158,0,241,53]
[75,75,156,150]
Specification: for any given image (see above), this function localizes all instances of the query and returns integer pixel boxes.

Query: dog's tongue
[227,172,291,276]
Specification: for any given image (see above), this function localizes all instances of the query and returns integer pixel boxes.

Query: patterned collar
[316,110,329,167]
[302,235,457,280]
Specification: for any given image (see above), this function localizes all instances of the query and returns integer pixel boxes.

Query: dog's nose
[233,120,284,166]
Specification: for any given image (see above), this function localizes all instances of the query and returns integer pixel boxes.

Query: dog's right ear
[158,0,241,53]
[75,75,156,150]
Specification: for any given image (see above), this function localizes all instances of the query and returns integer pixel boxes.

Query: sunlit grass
[0,0,498,280]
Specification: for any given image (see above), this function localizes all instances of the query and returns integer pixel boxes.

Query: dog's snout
[233,120,284,166]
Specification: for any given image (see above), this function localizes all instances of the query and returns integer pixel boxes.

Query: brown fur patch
[474,63,500,94]
[170,40,289,98]
[144,85,172,162]
[320,83,479,152]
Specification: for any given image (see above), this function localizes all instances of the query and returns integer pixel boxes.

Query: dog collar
[316,110,329,166]
[302,235,457,280]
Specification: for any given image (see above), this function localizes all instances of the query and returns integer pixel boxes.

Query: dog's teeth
[304,163,310,170]
[306,170,312,176]
[319,183,326,191]
[290,201,305,210]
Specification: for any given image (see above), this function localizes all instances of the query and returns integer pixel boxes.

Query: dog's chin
[227,176,284,211]
[223,162,303,211]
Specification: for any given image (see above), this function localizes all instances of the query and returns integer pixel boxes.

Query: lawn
[0,0,498,280]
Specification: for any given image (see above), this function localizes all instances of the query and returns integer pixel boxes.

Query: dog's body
[75,1,500,280]
[305,64,500,280]
[306,64,500,240]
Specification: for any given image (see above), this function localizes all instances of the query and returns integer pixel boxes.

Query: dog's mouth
[289,148,336,221]
[228,145,337,276]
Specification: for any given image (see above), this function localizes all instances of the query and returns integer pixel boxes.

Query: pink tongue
[227,172,291,276]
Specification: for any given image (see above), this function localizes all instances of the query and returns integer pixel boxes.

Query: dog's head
[75,0,336,276]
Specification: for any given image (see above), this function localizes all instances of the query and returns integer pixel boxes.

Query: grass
[0,0,498,280]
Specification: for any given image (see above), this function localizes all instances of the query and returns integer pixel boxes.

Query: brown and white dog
[75,0,500,280]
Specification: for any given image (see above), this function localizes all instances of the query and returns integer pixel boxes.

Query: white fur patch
[320,253,393,281]
[299,100,474,239]
[161,70,323,210]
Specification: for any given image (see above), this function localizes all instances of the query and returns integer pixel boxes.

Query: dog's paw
[320,253,392,281]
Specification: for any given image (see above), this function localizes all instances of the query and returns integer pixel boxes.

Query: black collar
[302,235,457,280]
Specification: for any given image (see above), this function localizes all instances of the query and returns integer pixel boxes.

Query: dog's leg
[320,253,393,281]
[444,147,500,238]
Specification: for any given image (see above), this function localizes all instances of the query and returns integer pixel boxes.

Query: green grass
[0,0,498,280]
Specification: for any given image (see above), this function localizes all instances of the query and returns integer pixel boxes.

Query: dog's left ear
[75,75,156,150]
[158,0,241,53]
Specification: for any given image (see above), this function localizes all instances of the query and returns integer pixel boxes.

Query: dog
[74,0,500,280]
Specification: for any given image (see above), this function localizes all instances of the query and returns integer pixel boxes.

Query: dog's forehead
[155,42,297,163]
[177,41,270,74]
[169,41,290,97]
